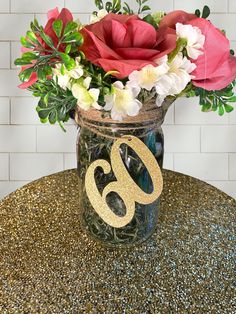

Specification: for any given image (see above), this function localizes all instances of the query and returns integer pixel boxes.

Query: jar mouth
[76,97,175,129]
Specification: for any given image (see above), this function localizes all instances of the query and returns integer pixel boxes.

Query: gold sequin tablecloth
[0,169,235,313]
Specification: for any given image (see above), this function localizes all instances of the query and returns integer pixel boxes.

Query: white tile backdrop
[0,0,235,200]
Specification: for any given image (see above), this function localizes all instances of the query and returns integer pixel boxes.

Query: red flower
[44,7,73,51]
[80,13,177,79]
[19,7,73,89]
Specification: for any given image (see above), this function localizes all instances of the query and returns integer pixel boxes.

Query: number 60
[85,135,163,228]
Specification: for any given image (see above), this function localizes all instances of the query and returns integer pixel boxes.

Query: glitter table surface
[0,169,235,313]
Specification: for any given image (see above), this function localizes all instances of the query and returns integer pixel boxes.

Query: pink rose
[159,10,196,29]
[160,11,236,90]
[80,13,177,78]
[188,18,236,90]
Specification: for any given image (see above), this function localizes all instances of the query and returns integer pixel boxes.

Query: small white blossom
[155,55,168,65]
[128,64,169,91]
[176,23,205,60]
[56,73,71,90]
[104,81,142,121]
[90,9,108,24]
[155,53,196,104]
[53,58,83,90]
[72,78,101,111]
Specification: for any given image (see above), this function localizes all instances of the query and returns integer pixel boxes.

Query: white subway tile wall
[0,0,235,200]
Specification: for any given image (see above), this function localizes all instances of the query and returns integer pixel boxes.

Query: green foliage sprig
[14,18,83,83]
[195,5,210,19]
[195,81,236,115]
[28,80,77,131]
[94,0,150,14]
[94,0,121,13]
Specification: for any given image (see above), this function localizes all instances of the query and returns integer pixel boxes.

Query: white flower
[176,22,205,60]
[56,73,71,90]
[155,53,196,103]
[90,9,108,24]
[53,58,84,90]
[128,64,169,91]
[69,58,84,79]
[104,81,142,121]
[155,55,168,65]
[72,78,101,111]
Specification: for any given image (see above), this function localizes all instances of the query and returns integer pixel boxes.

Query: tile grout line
[228,153,230,180]
[8,153,10,181]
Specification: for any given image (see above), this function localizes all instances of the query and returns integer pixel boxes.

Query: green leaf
[218,104,224,116]
[14,58,32,66]
[44,92,49,105]
[22,52,38,61]
[61,32,83,44]
[40,31,55,49]
[59,52,71,64]
[59,53,76,70]
[65,44,72,54]
[230,49,235,56]
[212,98,218,111]
[26,31,38,44]
[227,96,236,102]
[195,9,201,17]
[44,65,52,76]
[105,2,113,12]
[19,67,34,82]
[112,0,121,11]
[202,5,210,19]
[95,0,104,10]
[224,103,234,113]
[58,106,67,120]
[40,117,48,123]
[143,14,157,29]
[65,58,76,70]
[60,63,66,75]
[49,110,57,124]
[37,98,47,108]
[37,68,47,81]
[20,36,35,49]
[37,107,51,119]
[123,2,133,14]
[30,18,40,32]
[53,19,63,38]
[141,5,150,12]
[63,21,78,36]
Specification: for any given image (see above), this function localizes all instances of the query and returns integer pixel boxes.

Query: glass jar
[76,99,173,247]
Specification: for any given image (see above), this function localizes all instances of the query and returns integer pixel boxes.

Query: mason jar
[76,99,173,247]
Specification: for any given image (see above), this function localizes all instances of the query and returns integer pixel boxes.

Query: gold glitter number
[85,135,163,228]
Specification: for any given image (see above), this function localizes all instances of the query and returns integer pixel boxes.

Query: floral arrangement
[15,0,236,130]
